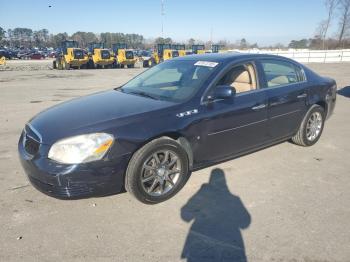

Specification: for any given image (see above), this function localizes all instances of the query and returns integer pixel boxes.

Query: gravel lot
[0,59,349,262]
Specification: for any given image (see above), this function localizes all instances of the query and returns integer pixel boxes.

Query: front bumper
[18,131,131,199]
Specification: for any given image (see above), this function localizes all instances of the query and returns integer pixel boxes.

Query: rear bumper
[94,59,115,66]
[69,59,89,66]
[18,132,130,199]
[120,59,137,65]
[326,86,337,120]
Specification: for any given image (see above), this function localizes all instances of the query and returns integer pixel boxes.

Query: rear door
[258,59,308,140]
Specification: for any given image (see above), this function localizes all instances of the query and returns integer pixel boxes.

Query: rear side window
[261,60,305,88]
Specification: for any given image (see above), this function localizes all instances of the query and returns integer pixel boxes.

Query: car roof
[175,52,294,64]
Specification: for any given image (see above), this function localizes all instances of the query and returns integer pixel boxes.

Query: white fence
[229,49,350,63]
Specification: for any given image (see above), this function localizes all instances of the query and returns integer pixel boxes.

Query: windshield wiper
[125,90,159,100]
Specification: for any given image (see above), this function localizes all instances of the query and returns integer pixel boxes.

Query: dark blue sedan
[18,53,337,203]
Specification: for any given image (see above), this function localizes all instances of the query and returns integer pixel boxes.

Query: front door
[193,61,268,164]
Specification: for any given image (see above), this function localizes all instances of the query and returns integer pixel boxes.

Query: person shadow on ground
[337,86,350,98]
[181,168,251,262]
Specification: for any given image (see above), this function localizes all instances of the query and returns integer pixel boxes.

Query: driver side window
[216,62,258,94]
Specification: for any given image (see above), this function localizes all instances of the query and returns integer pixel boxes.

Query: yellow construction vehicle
[172,44,186,56]
[142,44,174,67]
[192,44,206,55]
[87,42,115,69]
[53,40,89,70]
[212,44,223,53]
[0,56,6,66]
[112,43,137,68]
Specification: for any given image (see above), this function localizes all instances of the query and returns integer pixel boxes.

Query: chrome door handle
[252,104,266,110]
[297,93,307,99]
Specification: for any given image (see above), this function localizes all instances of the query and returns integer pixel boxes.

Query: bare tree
[321,0,339,49]
[338,0,350,47]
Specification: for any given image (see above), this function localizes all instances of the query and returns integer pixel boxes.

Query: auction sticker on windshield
[194,61,219,67]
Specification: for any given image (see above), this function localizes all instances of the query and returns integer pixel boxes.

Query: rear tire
[57,58,63,70]
[125,137,190,204]
[143,60,149,68]
[291,105,325,147]
[53,60,57,69]
[63,59,70,70]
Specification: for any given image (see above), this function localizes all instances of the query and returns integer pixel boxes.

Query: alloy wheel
[306,112,323,141]
[140,150,182,196]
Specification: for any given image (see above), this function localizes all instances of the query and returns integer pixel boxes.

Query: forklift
[172,44,186,57]
[112,43,137,68]
[142,44,174,68]
[0,55,5,66]
[87,42,115,69]
[192,44,206,55]
[53,40,89,70]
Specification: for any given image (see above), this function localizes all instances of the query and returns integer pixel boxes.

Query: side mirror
[208,85,236,101]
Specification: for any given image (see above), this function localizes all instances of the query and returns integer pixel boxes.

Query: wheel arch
[307,99,327,117]
[123,132,194,192]
[135,132,194,170]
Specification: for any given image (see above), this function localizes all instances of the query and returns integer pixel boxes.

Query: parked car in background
[17,50,32,59]
[18,53,337,204]
[30,52,45,59]
[0,49,12,59]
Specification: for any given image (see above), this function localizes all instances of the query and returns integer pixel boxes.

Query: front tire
[125,137,190,204]
[292,105,325,146]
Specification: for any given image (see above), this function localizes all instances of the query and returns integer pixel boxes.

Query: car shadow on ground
[337,86,350,98]
[181,168,251,262]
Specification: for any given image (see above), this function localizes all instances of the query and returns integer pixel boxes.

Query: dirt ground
[0,59,349,262]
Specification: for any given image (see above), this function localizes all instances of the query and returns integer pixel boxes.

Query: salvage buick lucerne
[18,53,337,204]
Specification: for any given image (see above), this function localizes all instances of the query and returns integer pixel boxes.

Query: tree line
[0,28,147,49]
[289,0,350,49]
[1,1,349,51]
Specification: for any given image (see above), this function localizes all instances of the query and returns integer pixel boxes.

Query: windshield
[120,60,218,102]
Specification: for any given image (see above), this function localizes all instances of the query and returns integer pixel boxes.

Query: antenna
[161,0,165,38]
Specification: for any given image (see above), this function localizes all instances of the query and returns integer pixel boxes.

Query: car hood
[29,90,176,144]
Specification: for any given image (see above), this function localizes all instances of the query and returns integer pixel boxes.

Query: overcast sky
[1,0,338,45]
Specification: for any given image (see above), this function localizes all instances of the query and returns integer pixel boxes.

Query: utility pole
[161,0,165,38]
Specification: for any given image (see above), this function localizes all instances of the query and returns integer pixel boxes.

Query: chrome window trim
[200,59,261,105]
[259,59,308,89]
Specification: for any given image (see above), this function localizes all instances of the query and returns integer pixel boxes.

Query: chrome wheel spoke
[162,150,169,164]
[153,153,161,165]
[166,176,175,186]
[167,156,178,168]
[143,164,156,172]
[168,169,180,175]
[142,175,155,183]
[158,180,164,193]
[148,179,158,193]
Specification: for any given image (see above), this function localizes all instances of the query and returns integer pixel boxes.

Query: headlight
[48,133,114,164]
